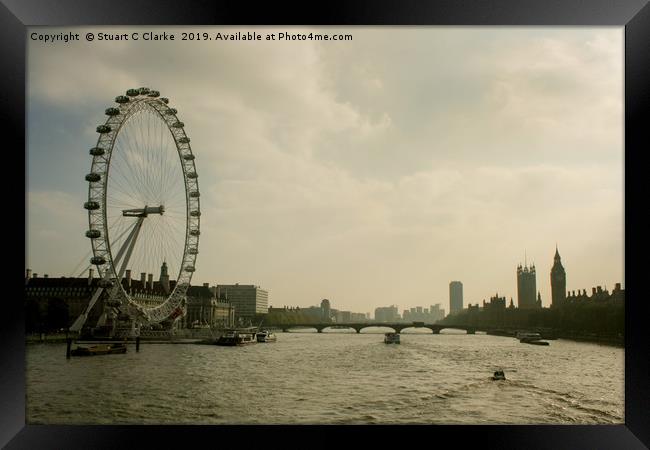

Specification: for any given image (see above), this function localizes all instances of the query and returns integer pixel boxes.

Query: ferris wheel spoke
[110,151,149,205]
[106,177,144,206]
[139,112,154,201]
[116,119,156,204]
[161,146,178,195]
[144,113,160,202]
[160,220,184,256]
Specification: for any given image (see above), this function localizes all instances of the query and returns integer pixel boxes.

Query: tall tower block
[449,281,463,314]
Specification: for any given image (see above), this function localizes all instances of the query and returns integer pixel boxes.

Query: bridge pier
[317,329,322,333]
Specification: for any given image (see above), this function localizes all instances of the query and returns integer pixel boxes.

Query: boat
[492,370,506,380]
[516,332,549,345]
[70,343,127,356]
[384,332,400,344]
[215,330,257,346]
[256,330,277,343]
[516,331,541,340]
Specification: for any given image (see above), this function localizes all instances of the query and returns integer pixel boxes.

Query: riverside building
[216,284,269,322]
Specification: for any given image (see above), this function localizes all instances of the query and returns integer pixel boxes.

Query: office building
[449,281,463,314]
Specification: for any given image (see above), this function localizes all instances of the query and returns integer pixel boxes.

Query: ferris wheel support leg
[107,216,145,302]
[69,286,105,333]
[70,218,145,334]
[108,217,148,338]
[114,217,145,285]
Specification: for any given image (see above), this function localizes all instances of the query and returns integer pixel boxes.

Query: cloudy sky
[26,27,624,315]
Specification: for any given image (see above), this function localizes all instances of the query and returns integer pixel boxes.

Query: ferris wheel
[70,87,200,332]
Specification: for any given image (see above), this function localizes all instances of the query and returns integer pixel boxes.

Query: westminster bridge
[271,322,490,334]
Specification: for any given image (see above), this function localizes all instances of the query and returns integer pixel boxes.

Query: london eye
[71,87,200,334]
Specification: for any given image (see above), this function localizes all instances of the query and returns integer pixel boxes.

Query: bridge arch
[320,326,359,333]
[357,325,398,334]
[280,325,320,333]
[437,327,476,334]
[397,326,437,334]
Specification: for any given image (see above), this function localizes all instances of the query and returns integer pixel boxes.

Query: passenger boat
[256,330,277,343]
[215,330,257,346]
[70,343,127,356]
[384,332,400,344]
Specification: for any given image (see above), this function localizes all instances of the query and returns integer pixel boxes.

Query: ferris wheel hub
[122,205,165,217]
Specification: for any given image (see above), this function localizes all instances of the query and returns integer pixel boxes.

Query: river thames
[26,330,624,425]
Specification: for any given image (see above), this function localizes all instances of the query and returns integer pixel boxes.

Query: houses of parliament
[516,246,624,309]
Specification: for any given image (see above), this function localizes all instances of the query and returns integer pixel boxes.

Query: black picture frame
[5,0,648,448]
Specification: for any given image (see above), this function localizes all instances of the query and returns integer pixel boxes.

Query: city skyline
[26,27,624,313]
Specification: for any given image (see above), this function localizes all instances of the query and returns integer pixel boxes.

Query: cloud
[26,190,89,275]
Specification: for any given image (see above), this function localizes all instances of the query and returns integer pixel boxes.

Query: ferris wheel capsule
[85,173,101,182]
[85,229,101,238]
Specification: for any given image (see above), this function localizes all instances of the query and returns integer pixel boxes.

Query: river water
[26,329,624,424]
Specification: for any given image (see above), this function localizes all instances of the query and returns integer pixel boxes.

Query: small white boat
[256,330,277,343]
[384,332,400,344]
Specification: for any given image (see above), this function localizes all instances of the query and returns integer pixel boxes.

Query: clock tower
[550,246,566,307]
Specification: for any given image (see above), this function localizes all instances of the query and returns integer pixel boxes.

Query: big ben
[550,246,566,307]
